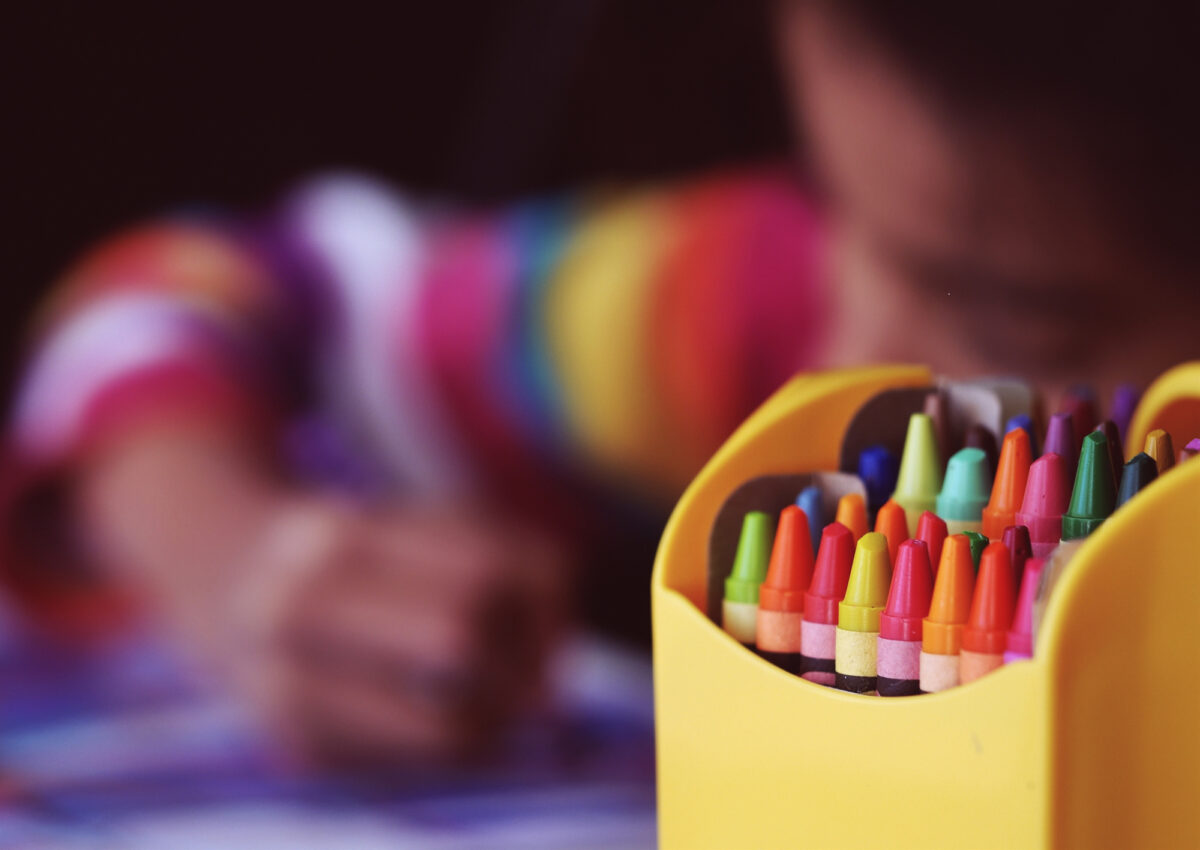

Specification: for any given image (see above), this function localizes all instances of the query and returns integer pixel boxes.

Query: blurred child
[4,0,1198,764]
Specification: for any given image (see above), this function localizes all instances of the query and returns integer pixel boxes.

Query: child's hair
[813,0,1200,269]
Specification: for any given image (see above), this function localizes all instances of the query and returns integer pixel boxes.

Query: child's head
[779,1,1199,396]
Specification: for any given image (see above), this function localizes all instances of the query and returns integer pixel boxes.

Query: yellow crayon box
[652,363,1200,849]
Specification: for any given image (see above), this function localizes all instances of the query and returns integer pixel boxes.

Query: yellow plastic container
[652,363,1200,849]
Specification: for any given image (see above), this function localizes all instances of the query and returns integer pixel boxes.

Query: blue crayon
[796,486,823,556]
[1005,414,1038,457]
[858,445,900,518]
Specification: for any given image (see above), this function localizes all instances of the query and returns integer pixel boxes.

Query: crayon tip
[1109,384,1140,445]
[1042,413,1079,482]
[759,506,815,613]
[874,499,910,563]
[795,486,823,555]
[858,445,900,516]
[1181,437,1200,463]
[962,542,1016,655]
[1093,420,1124,494]
[834,492,869,540]
[922,535,976,654]
[915,511,948,576]
[1005,414,1038,456]
[982,428,1032,540]
[1059,389,1098,445]
[1061,431,1117,540]
[1015,453,1071,556]
[964,530,989,570]
[838,532,893,633]
[893,413,943,534]
[803,522,856,625]
[1116,452,1158,508]
[880,539,933,641]
[725,511,772,604]
[963,425,999,482]
[1006,557,1046,660]
[937,447,991,525]
[1143,429,1175,476]
[1001,525,1032,595]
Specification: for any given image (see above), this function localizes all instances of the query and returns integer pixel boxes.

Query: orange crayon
[874,499,910,563]
[756,506,815,674]
[919,535,975,693]
[960,542,1016,684]
[835,492,869,540]
[981,428,1031,541]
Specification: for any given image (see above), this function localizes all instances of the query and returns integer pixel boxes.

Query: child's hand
[227,499,568,765]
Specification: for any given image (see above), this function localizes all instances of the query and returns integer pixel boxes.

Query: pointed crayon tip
[963,542,1016,655]
[1006,556,1046,660]
[1043,413,1079,482]
[1116,452,1158,508]
[1060,390,1098,445]
[963,530,989,570]
[893,413,943,534]
[1015,453,1071,557]
[724,511,772,603]
[916,511,948,576]
[1180,437,1200,463]
[1062,431,1117,540]
[937,447,991,530]
[964,425,998,482]
[838,532,892,632]
[880,539,933,641]
[923,535,976,654]
[795,485,823,555]
[835,492,868,540]
[1144,429,1175,476]
[1109,384,1140,445]
[1005,414,1038,457]
[874,499,910,563]
[1001,525,1031,595]
[858,445,900,516]
[759,506,815,613]
[1093,420,1124,494]
[982,428,1032,540]
[803,522,856,625]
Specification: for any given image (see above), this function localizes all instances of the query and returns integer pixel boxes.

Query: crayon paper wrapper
[835,628,877,678]
[800,619,836,658]
[756,610,803,653]
[722,601,758,645]
[959,649,1003,684]
[919,651,959,692]
[876,637,921,680]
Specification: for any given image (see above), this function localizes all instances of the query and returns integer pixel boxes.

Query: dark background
[3,0,791,391]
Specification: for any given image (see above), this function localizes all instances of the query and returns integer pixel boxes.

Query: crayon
[892,413,943,535]
[877,539,934,696]
[756,506,815,674]
[960,542,1016,684]
[874,498,910,563]
[1116,452,1157,508]
[1005,413,1038,456]
[800,523,855,685]
[722,511,772,646]
[1181,437,1200,463]
[964,530,989,570]
[1109,383,1140,444]
[835,532,892,693]
[1015,452,1071,558]
[796,485,823,556]
[1060,388,1098,444]
[920,535,976,693]
[923,391,952,461]
[1042,413,1078,483]
[1004,556,1046,664]
[858,445,900,519]
[1094,420,1124,494]
[1061,431,1117,541]
[915,511,948,577]
[1001,525,1032,596]
[835,492,869,540]
[982,428,1032,540]
[936,447,990,535]
[1143,429,1175,476]
[964,424,999,481]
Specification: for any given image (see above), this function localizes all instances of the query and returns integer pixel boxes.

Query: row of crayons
[720,388,1200,696]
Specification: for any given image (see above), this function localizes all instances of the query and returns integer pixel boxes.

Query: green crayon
[723,511,773,646]
[1061,431,1117,540]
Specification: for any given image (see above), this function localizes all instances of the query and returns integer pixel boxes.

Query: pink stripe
[877,637,921,680]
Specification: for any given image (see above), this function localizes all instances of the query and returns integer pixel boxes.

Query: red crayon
[877,540,934,696]
[1004,556,1047,663]
[756,506,816,674]
[1014,453,1071,558]
[960,542,1016,684]
[915,511,948,578]
[800,523,855,685]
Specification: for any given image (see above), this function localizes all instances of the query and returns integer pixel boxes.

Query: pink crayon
[1005,557,1047,663]
[877,540,934,697]
[1014,453,1071,558]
